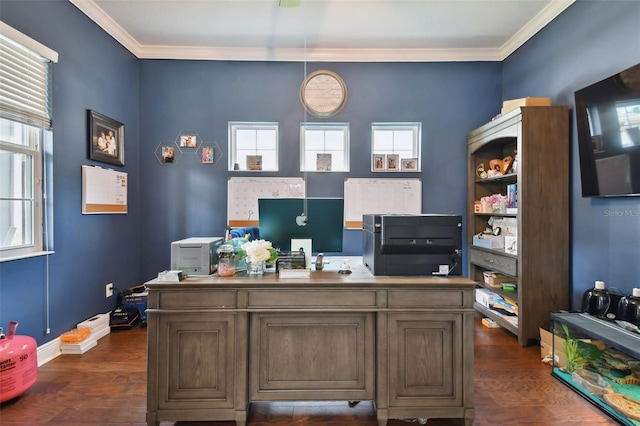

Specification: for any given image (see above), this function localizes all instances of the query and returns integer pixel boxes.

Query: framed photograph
[180,135,197,148]
[386,154,399,171]
[373,154,386,171]
[247,155,263,171]
[88,110,124,166]
[201,146,214,164]
[161,146,175,163]
[401,158,418,171]
[316,153,332,171]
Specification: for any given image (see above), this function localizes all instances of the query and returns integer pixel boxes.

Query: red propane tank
[0,321,38,403]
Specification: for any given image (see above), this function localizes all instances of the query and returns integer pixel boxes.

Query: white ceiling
[69,0,575,62]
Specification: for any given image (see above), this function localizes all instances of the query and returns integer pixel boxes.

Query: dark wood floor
[0,315,617,426]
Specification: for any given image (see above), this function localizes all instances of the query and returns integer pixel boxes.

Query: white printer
[170,237,224,275]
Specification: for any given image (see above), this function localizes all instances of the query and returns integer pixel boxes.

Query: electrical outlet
[106,283,114,298]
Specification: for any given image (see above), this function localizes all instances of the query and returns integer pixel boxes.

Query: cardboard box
[501,97,551,115]
[540,328,566,368]
[483,271,512,287]
[482,318,501,328]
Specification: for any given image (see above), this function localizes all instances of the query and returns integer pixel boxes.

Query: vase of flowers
[240,240,278,276]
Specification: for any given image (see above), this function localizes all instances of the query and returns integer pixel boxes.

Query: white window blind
[0,22,56,262]
[0,27,53,129]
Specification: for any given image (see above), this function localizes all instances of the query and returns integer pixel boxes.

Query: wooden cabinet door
[250,312,375,401]
[157,312,235,410]
[388,312,463,407]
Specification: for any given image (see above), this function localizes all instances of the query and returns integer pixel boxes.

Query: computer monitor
[258,198,344,253]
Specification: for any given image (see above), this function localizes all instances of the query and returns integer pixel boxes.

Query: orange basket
[60,327,92,344]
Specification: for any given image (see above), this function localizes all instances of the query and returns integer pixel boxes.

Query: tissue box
[472,234,504,249]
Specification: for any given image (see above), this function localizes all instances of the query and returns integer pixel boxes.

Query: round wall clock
[300,70,347,118]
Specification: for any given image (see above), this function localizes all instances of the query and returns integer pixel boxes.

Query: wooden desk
[145,260,475,426]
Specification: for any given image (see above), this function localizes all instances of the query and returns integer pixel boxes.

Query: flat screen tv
[575,62,640,197]
[258,198,344,254]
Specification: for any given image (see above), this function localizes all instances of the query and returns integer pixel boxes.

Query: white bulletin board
[344,178,421,229]
[227,177,305,227]
[81,165,128,214]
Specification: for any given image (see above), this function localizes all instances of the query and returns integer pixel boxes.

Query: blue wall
[1,0,638,346]
[137,60,500,279]
[502,0,640,308]
[0,1,141,344]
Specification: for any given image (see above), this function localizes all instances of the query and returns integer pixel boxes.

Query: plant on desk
[239,239,278,276]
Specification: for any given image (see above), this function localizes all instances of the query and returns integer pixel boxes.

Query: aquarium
[551,312,640,425]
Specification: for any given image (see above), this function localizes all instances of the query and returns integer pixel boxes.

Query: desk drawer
[388,290,471,308]
[248,290,377,308]
[469,247,517,277]
[158,290,237,309]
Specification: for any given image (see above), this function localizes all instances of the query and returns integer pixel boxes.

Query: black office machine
[363,214,462,276]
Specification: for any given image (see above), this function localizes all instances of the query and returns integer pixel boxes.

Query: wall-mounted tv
[575,62,640,197]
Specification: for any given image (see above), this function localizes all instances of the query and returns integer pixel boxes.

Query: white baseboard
[37,336,61,366]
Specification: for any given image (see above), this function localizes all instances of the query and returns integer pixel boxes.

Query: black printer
[363,214,462,276]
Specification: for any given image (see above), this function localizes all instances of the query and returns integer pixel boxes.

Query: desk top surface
[146,257,475,289]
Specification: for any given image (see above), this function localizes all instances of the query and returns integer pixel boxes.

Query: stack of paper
[278,268,311,278]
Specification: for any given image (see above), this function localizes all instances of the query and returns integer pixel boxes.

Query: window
[300,123,350,172]
[616,101,640,147]
[0,23,57,261]
[371,122,421,172]
[228,122,278,171]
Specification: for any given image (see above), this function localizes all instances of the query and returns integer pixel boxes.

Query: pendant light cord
[302,0,308,222]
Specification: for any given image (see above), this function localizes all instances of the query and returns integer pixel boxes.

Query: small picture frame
[161,146,175,163]
[316,153,332,171]
[201,146,214,164]
[386,154,399,171]
[180,135,197,148]
[247,155,263,171]
[401,158,418,171]
[373,154,386,171]
[88,110,124,166]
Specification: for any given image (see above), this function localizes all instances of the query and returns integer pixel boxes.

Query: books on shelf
[490,298,518,316]
[506,183,517,210]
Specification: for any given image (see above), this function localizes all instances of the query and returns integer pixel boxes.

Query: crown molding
[136,45,504,62]
[70,0,574,63]
[500,0,575,59]
[70,0,143,57]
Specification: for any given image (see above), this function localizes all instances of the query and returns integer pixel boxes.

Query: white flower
[241,239,275,264]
